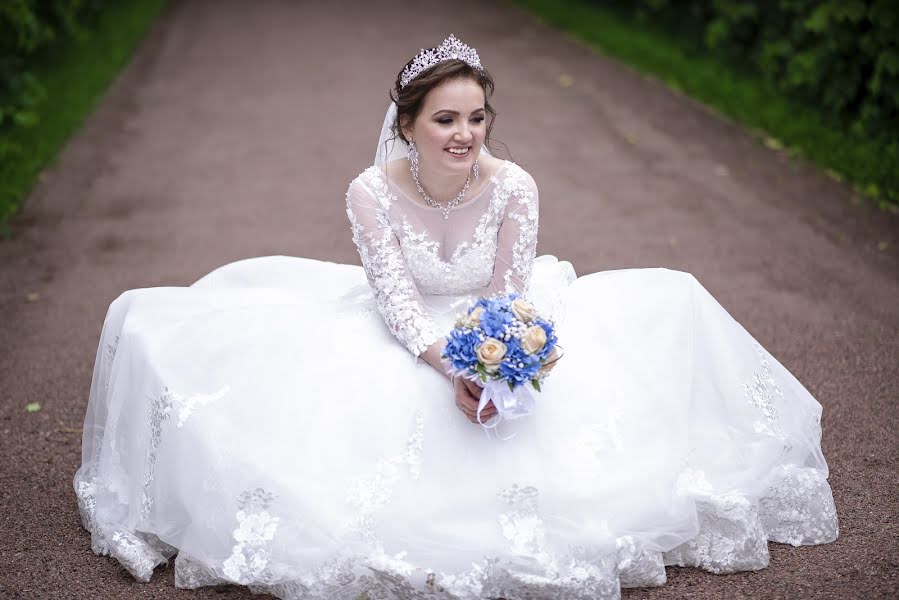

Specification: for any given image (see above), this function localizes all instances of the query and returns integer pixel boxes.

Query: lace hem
[663,465,838,574]
[75,464,837,597]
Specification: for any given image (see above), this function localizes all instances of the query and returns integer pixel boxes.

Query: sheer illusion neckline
[379,160,511,213]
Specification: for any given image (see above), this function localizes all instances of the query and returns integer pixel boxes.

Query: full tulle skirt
[74,255,837,599]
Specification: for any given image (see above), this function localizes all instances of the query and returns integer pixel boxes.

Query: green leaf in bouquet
[531,378,542,392]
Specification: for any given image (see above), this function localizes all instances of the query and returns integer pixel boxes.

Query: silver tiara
[400,34,483,89]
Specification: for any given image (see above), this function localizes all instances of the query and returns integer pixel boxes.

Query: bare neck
[383,155,501,205]
[417,164,473,203]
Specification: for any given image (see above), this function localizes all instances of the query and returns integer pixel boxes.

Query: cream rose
[476,338,507,372]
[511,299,537,323]
[521,325,547,355]
[456,306,484,329]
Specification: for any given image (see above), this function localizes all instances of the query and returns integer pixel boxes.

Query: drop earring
[473,157,479,182]
[407,138,420,182]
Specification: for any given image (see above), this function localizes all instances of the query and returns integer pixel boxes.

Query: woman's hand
[453,376,497,424]
[420,339,497,423]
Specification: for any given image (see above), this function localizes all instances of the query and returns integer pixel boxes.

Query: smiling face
[402,77,487,177]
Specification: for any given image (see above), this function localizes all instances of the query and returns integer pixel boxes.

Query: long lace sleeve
[488,169,539,295]
[346,173,441,356]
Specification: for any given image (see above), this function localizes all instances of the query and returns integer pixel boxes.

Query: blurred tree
[607,0,898,137]
[1,0,106,133]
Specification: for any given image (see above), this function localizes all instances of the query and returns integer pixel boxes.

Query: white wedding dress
[75,159,838,599]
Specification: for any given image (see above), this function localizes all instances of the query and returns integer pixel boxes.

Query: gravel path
[1,0,897,598]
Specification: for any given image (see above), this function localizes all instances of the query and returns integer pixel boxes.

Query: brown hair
[382,57,509,160]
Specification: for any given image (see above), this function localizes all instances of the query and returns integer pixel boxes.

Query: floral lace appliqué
[759,465,839,546]
[616,535,666,588]
[345,412,425,543]
[141,385,230,520]
[222,488,280,584]
[106,529,173,582]
[497,484,550,562]
[742,342,788,441]
[173,385,230,427]
[141,389,175,520]
[102,334,120,396]
[499,173,539,294]
[396,213,497,295]
[666,468,770,574]
[484,484,620,600]
[347,177,440,355]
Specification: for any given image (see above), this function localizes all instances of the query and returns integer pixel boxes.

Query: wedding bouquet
[442,293,559,429]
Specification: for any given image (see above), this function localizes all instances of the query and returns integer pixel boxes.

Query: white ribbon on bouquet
[476,379,538,440]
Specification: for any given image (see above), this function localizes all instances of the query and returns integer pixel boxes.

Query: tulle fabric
[75,255,837,599]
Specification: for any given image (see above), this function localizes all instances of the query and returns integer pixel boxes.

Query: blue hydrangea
[498,356,541,388]
[480,304,514,338]
[443,328,480,372]
[504,337,527,362]
[471,297,491,312]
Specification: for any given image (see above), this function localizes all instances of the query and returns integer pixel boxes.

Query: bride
[75,35,838,599]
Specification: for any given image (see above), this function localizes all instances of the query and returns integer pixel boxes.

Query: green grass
[0,0,170,230]
[513,0,899,209]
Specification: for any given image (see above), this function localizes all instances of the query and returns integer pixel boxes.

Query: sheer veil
[373,102,406,167]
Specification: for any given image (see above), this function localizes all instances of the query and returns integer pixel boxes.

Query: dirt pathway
[1,0,897,597]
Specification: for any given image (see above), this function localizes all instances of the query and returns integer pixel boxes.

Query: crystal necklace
[411,166,472,220]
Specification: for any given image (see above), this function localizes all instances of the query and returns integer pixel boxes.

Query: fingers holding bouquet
[453,376,497,423]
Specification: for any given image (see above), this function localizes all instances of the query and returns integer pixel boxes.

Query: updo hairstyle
[386,57,502,156]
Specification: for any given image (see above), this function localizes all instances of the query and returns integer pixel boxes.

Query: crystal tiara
[399,34,483,89]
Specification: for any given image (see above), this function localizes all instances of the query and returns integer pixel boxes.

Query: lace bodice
[346,160,539,355]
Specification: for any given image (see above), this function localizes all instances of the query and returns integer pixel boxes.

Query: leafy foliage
[610,0,898,205]
[1,1,101,132]
[622,0,898,136]
[0,0,166,223]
